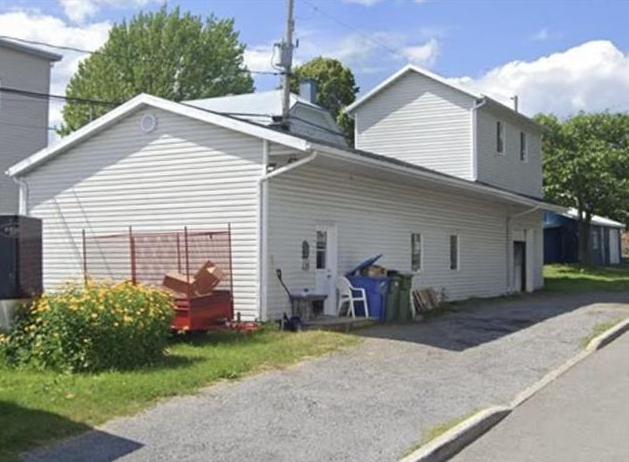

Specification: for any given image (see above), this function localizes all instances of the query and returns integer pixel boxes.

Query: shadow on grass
[0,401,142,462]
[355,290,629,352]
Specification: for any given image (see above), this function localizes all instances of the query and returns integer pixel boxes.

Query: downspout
[257,146,318,321]
[471,98,487,181]
[9,174,28,215]
[506,204,542,293]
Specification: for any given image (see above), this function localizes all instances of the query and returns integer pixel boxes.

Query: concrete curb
[398,316,629,462]
[586,316,629,352]
[398,407,510,462]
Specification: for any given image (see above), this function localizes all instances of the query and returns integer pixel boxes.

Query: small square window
[520,131,527,161]
[496,121,505,154]
[411,233,422,272]
[449,235,459,270]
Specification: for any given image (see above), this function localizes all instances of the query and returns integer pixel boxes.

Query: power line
[298,0,409,62]
[0,35,282,76]
[0,86,119,106]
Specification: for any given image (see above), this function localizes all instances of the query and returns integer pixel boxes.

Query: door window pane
[316,230,327,269]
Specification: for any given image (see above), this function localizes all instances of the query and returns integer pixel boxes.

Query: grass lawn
[544,263,629,292]
[0,327,359,462]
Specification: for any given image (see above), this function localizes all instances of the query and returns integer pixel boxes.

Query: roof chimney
[511,95,519,113]
[299,79,318,104]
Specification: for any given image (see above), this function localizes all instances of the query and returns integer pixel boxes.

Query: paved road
[24,292,629,462]
[450,329,629,462]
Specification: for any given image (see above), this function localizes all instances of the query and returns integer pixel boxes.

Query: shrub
[1,280,174,372]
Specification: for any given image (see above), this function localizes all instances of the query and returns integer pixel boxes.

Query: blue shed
[544,209,624,265]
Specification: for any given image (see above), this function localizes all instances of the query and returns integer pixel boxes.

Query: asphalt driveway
[24,292,629,462]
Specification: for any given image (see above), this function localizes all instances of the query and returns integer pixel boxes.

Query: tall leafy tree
[536,112,629,263]
[289,57,359,145]
[61,6,254,134]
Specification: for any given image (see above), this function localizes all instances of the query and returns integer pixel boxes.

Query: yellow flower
[91,313,98,319]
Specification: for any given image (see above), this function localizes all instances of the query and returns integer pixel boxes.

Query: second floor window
[496,121,505,154]
[520,131,527,161]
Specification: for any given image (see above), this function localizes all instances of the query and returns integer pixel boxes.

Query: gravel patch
[24,292,629,462]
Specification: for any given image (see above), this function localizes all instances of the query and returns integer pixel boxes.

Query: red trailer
[82,226,257,332]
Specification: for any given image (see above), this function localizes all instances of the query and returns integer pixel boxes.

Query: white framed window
[520,131,528,161]
[411,233,423,272]
[496,121,505,154]
[449,235,459,270]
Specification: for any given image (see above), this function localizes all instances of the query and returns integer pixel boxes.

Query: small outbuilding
[544,209,624,265]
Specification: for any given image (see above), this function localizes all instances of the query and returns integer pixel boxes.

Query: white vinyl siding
[264,158,543,320]
[19,107,263,320]
[476,106,543,197]
[0,46,53,213]
[354,72,475,180]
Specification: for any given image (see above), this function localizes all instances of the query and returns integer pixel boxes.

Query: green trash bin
[385,275,401,322]
[397,274,414,322]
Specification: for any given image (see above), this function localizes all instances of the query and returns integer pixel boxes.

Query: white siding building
[0,38,61,213]
[346,65,544,198]
[9,68,560,321]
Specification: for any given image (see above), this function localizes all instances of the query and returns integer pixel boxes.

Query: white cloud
[294,28,440,74]
[452,40,629,117]
[531,28,550,41]
[0,10,111,135]
[243,44,276,73]
[58,0,156,23]
[401,38,439,67]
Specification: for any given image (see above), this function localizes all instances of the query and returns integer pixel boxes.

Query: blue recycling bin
[345,255,390,321]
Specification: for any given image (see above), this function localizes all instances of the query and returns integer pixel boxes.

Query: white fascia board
[345,64,480,114]
[309,141,565,212]
[8,93,310,177]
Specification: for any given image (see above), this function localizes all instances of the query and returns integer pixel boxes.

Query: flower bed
[0,280,174,372]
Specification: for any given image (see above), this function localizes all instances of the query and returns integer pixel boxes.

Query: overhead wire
[0,34,283,76]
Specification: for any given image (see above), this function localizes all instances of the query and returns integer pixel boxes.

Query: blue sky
[2,0,629,125]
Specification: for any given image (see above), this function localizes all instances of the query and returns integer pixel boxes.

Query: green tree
[289,57,359,145]
[536,112,629,263]
[60,6,254,134]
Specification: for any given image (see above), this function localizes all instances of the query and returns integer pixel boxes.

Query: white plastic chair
[336,277,369,318]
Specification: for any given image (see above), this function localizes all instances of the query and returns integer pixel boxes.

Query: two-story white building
[0,38,61,213]
[8,65,560,321]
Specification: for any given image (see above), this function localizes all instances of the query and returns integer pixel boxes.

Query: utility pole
[280,0,295,128]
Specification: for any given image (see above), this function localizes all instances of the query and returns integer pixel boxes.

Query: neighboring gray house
[0,38,61,213]
[8,66,561,321]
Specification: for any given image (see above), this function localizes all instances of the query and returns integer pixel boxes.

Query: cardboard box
[364,265,386,277]
[194,261,225,295]
[163,272,195,295]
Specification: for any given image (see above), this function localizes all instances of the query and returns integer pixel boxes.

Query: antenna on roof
[511,95,519,113]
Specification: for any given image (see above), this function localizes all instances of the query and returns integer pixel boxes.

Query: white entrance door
[314,224,338,315]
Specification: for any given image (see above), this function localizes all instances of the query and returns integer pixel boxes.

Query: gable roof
[7,92,563,213]
[6,93,309,177]
[0,37,62,62]
[345,64,543,132]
